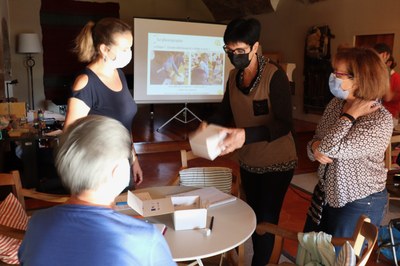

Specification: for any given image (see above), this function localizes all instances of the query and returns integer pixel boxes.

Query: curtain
[40,0,119,105]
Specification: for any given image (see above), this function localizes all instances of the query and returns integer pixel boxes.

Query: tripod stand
[156,103,202,132]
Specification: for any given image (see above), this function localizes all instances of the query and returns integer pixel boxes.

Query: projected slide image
[190,52,224,85]
[150,51,189,85]
[146,32,225,96]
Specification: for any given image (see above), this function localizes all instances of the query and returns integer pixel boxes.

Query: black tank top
[72,68,137,132]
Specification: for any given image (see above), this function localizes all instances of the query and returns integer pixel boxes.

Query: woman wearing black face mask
[196,18,297,266]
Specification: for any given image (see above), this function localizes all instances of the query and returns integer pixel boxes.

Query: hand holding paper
[218,127,245,156]
[189,124,227,160]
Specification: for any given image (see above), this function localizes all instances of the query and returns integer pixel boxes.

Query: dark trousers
[241,167,294,266]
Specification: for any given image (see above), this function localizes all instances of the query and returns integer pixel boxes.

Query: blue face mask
[329,73,349,100]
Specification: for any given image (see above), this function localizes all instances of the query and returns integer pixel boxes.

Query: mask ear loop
[248,44,257,62]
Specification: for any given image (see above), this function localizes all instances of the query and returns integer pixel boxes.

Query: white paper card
[173,209,207,230]
[171,195,200,210]
[189,124,227,160]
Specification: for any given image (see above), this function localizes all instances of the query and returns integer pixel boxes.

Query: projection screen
[133,18,233,104]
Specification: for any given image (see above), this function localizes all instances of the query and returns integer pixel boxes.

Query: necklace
[237,55,267,95]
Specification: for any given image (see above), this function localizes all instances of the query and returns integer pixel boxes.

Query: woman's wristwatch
[340,113,356,124]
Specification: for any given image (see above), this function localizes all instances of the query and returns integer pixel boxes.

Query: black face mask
[228,53,251,70]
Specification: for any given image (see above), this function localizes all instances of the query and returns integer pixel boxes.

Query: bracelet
[340,113,356,124]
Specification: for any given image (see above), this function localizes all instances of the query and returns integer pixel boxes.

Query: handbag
[307,166,329,225]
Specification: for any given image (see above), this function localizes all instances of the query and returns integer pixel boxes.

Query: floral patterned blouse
[307,97,393,208]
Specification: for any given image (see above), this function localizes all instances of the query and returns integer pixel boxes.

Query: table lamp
[17,33,42,110]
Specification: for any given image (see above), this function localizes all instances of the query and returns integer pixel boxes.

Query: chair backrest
[333,215,378,266]
[0,171,25,209]
[0,170,69,211]
[170,149,240,197]
[0,171,69,265]
[179,167,233,194]
[385,134,400,170]
[256,214,378,266]
[358,220,379,266]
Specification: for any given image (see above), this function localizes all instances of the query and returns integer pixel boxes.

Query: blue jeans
[304,189,388,238]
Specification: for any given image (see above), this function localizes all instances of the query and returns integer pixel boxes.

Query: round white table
[132,186,256,265]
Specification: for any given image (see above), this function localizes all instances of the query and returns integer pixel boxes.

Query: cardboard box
[189,124,227,160]
[0,102,26,118]
[127,191,207,231]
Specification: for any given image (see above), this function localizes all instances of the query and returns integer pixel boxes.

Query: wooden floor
[131,103,393,266]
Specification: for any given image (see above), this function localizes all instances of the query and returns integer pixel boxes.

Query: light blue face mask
[329,73,349,100]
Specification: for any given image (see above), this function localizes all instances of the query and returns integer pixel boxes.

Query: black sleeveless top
[72,68,137,132]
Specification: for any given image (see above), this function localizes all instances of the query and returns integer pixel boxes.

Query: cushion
[179,167,232,194]
[0,193,28,265]
[334,241,356,266]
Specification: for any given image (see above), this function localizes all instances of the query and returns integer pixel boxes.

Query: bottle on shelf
[38,109,46,132]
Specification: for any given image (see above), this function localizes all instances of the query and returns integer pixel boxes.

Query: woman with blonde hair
[64,17,142,187]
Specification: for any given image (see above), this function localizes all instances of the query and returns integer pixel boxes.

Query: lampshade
[270,0,280,11]
[17,33,42,54]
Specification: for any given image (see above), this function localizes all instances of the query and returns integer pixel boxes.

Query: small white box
[189,124,227,160]
[171,196,207,230]
[127,191,207,231]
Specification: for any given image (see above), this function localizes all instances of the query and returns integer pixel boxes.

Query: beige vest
[229,62,297,168]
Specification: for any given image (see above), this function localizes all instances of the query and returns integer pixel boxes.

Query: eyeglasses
[333,71,353,80]
[223,45,252,55]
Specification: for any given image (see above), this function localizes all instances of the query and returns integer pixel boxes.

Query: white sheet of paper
[189,124,226,160]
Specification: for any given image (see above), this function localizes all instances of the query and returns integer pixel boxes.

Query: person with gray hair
[18,115,176,266]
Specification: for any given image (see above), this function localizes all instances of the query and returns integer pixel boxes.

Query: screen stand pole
[156,103,202,132]
[150,104,154,120]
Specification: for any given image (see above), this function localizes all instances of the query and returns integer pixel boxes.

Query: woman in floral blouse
[304,47,392,238]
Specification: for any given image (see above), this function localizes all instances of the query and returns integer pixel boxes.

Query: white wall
[7,0,213,110]
[8,0,43,109]
[255,0,400,122]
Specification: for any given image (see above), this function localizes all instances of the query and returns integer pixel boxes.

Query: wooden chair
[0,170,69,212]
[256,215,378,266]
[0,170,69,265]
[171,149,243,266]
[0,170,69,234]
[385,134,400,170]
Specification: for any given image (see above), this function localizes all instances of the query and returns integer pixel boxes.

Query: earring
[103,56,107,63]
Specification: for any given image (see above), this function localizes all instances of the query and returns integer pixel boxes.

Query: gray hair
[55,115,132,195]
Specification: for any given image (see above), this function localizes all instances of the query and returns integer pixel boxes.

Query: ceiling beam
[201,0,280,22]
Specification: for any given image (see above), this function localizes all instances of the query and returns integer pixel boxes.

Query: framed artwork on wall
[355,33,394,50]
